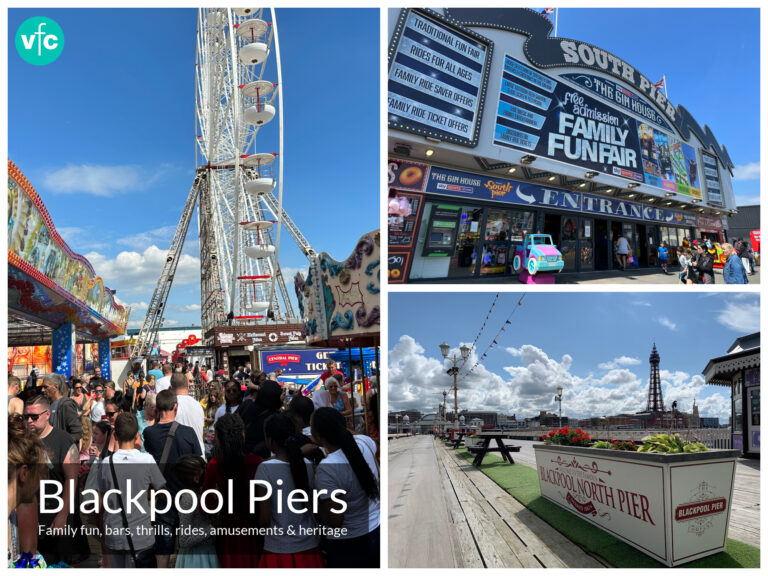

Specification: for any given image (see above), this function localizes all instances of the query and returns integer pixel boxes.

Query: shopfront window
[580,218,594,270]
[479,209,533,276]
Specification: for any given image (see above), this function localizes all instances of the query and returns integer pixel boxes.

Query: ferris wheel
[195,7,295,330]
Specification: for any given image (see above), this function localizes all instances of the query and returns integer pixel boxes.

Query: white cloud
[179,304,201,312]
[732,162,760,181]
[632,301,652,307]
[128,301,149,311]
[84,245,200,296]
[734,195,761,207]
[127,320,143,329]
[42,164,169,196]
[117,225,177,249]
[657,316,677,331]
[165,319,180,327]
[598,356,641,370]
[387,337,731,422]
[716,300,760,333]
[54,226,109,252]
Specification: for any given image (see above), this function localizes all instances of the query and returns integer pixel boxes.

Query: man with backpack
[98,413,166,568]
[143,390,202,567]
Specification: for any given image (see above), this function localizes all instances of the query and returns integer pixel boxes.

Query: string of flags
[464,293,499,365]
[463,293,527,377]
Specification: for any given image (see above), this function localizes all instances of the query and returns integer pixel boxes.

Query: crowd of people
[675,238,753,285]
[8,358,380,569]
[614,234,756,284]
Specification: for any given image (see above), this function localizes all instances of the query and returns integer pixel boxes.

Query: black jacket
[697,252,715,284]
[52,396,83,445]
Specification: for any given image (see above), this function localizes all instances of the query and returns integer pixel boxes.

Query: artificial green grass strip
[455,448,759,568]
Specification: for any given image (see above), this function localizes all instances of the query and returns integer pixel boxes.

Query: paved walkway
[425,266,760,285]
[388,435,606,568]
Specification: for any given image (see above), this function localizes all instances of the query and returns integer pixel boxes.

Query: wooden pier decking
[388,435,760,568]
[388,435,606,568]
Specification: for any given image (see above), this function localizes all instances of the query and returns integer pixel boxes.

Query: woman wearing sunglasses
[70,380,92,418]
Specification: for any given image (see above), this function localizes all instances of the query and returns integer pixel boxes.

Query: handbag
[108,454,157,568]
[627,254,634,264]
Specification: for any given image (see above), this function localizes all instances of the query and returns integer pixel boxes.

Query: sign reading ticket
[388,9,491,147]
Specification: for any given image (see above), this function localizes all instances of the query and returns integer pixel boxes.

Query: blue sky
[389,292,759,423]
[8,8,379,329]
[541,7,760,206]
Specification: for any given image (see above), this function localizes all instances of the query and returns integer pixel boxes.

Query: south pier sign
[534,444,738,566]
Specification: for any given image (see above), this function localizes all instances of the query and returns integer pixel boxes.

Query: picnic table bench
[466,431,522,466]
[451,431,466,449]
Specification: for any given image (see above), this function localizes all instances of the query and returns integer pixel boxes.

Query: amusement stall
[8,160,130,379]
[295,229,380,436]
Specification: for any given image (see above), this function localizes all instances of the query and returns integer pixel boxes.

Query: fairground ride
[130,7,317,359]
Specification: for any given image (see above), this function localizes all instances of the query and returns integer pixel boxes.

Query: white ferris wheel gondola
[240,220,275,231]
[237,19,270,66]
[195,7,288,327]
[233,8,259,17]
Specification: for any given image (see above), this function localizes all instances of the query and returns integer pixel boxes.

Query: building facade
[703,332,760,458]
[388,8,736,282]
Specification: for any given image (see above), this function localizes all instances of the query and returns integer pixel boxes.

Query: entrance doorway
[594,219,610,270]
[637,224,648,266]
[610,221,623,269]
[542,214,560,246]
[543,213,561,245]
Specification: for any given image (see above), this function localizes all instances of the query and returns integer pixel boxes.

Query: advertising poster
[388,250,412,283]
[258,347,337,377]
[388,158,428,192]
[388,9,491,146]
[494,56,644,183]
[388,190,425,248]
[494,56,703,199]
[652,130,676,191]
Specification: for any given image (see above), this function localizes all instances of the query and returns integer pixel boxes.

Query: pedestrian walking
[657,241,669,274]
[722,243,749,284]
[692,243,715,284]
[615,234,629,270]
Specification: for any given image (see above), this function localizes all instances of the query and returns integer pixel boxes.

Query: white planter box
[533,443,739,567]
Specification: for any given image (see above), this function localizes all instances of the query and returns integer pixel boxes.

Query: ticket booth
[703,333,760,458]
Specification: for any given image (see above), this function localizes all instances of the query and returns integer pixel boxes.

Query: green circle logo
[15,17,65,65]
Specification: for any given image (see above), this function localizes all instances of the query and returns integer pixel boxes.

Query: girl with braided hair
[201,413,263,567]
[311,407,379,568]
[253,413,324,568]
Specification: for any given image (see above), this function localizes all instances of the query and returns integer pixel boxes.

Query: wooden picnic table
[451,431,466,449]
[467,431,521,466]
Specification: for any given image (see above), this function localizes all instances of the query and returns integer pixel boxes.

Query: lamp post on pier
[440,342,470,430]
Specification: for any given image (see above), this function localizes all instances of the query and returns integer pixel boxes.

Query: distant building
[726,205,759,245]
[699,417,720,428]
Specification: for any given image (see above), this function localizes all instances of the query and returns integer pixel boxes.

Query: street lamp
[555,385,564,427]
[440,342,470,430]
